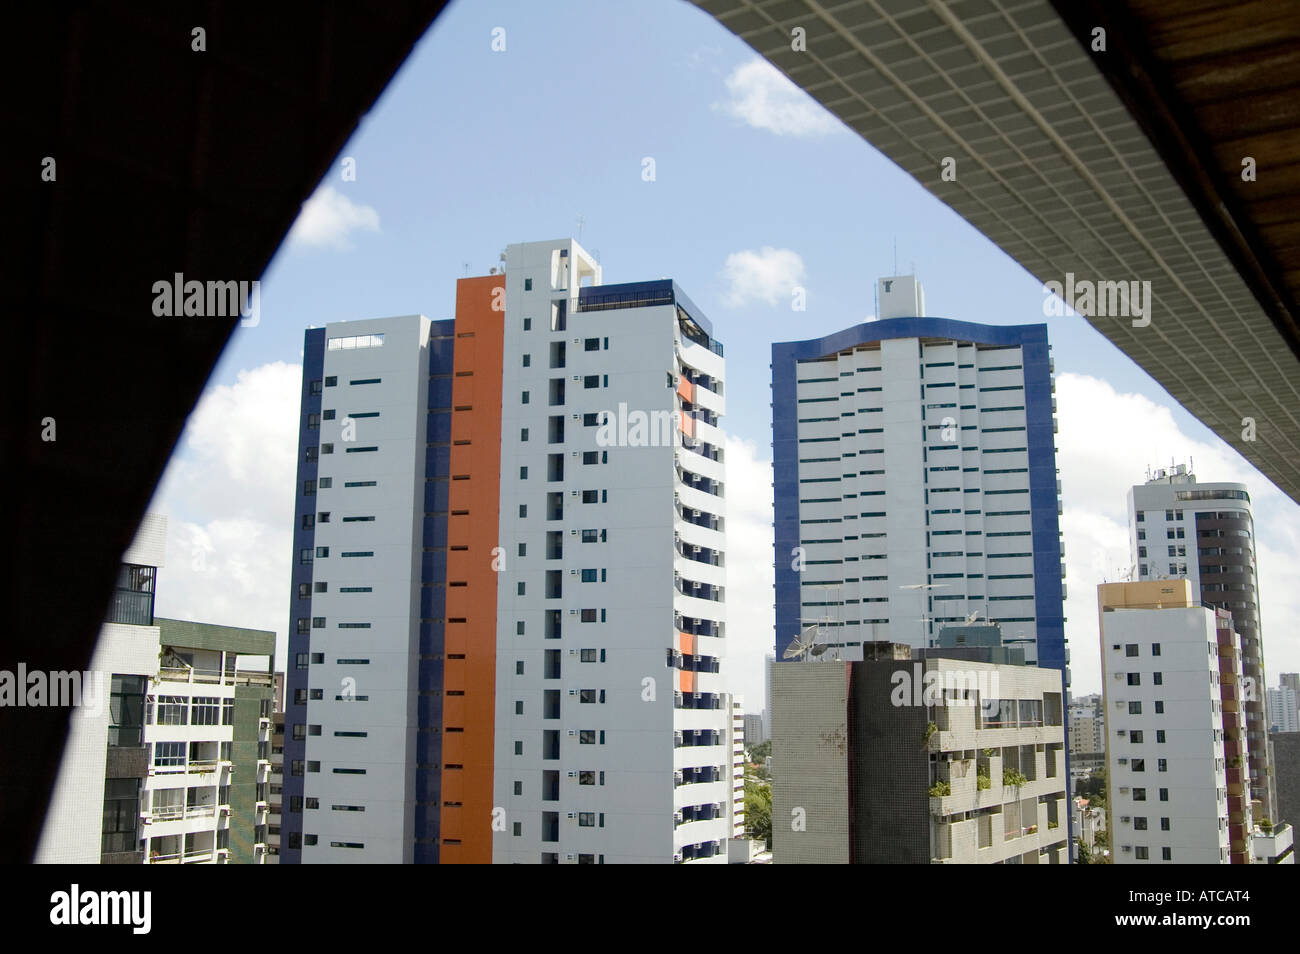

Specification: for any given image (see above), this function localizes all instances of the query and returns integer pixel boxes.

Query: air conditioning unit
[1121,816,1131,823]
[568,689,576,696]
[567,730,577,737]
[570,569,577,575]
[567,772,577,778]
[567,812,577,819]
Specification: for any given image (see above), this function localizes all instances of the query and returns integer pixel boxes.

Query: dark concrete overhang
[3,1,448,862]
[692,0,1300,502]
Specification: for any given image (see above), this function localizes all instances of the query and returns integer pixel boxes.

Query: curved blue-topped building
[771,276,1067,682]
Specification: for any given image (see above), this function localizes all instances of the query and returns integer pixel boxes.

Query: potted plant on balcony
[1003,768,1027,790]
[928,780,950,798]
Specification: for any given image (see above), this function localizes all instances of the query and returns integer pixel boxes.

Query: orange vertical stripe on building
[440,275,504,863]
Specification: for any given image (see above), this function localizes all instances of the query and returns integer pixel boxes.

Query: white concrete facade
[792,306,1050,661]
[491,239,732,863]
[300,314,432,863]
[1102,605,1230,864]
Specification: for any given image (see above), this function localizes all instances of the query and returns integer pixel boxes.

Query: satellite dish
[783,624,825,661]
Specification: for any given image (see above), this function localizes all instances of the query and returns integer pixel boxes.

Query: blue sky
[152,0,1299,710]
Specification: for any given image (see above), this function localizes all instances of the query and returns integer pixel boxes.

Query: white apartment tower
[284,239,735,863]
[492,239,733,863]
[1099,581,1233,864]
[772,277,1066,676]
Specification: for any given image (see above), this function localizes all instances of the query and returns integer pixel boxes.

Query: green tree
[744,778,772,849]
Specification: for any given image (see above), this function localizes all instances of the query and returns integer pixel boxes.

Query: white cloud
[716,58,841,137]
[724,434,775,713]
[1054,372,1300,697]
[147,362,302,672]
[720,246,806,308]
[287,185,380,250]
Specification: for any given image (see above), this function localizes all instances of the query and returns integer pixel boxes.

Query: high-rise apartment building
[1268,677,1298,733]
[1127,466,1275,820]
[1067,693,1105,786]
[771,276,1066,677]
[283,238,737,863]
[1099,580,1236,864]
[37,514,277,864]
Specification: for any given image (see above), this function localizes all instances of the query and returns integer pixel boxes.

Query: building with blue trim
[771,276,1067,681]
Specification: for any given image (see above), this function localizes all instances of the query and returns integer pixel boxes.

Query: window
[316,547,329,558]
[1160,817,1170,831]
[1125,644,1139,657]
[1127,673,1140,686]
[1132,759,1145,772]
[1135,846,1149,860]
[101,779,140,854]
[323,409,336,421]
[153,741,186,767]
[1128,701,1142,715]
[1158,788,1169,801]
[1133,817,1148,830]
[583,375,600,389]
[1130,730,1143,743]
[318,512,330,524]
[580,649,598,662]
[1154,701,1164,714]
[319,477,332,489]
[1156,730,1166,743]
[522,391,530,404]
[578,812,596,827]
[516,661,524,675]
[1133,788,1146,801]
[1152,643,1161,656]
[191,697,220,726]
[1157,759,1167,772]
[107,675,147,747]
[310,379,322,395]
[519,504,527,518]
[156,696,188,726]
[584,337,599,351]
[523,317,532,331]
[580,609,598,623]
[303,480,316,496]
[1153,672,1162,685]
[1161,847,1171,860]
[327,333,384,350]
[307,413,320,430]
[524,278,533,291]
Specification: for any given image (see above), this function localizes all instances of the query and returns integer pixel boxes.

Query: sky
[146,0,1299,714]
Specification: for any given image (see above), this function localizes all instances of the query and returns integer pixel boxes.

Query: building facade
[283,239,737,863]
[1099,580,1233,864]
[36,514,276,864]
[1268,680,1298,734]
[771,276,1066,681]
[1128,466,1275,820]
[772,648,1068,863]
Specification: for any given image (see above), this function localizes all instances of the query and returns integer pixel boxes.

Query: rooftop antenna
[576,213,586,244]
[893,236,897,276]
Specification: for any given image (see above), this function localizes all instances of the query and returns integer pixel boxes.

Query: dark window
[101,778,140,854]
[107,675,147,747]
[106,564,157,626]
